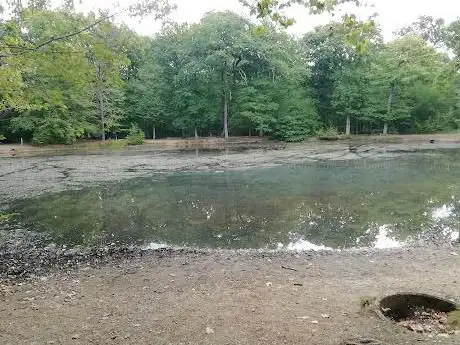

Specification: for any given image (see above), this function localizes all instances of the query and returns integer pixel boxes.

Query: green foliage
[0,134,5,141]
[31,114,81,145]
[0,4,458,145]
[126,124,145,145]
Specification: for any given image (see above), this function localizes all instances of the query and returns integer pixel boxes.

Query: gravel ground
[0,247,459,345]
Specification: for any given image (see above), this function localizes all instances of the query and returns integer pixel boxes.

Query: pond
[6,149,460,250]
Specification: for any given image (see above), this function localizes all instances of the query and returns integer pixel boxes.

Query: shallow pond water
[6,149,460,250]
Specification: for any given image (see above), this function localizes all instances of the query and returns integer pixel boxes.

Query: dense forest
[0,1,459,144]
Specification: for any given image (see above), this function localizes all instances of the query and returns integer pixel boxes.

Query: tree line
[0,3,459,144]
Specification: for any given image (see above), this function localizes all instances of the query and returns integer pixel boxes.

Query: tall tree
[396,15,447,48]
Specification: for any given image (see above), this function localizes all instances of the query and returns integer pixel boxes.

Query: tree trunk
[346,115,351,136]
[223,94,229,140]
[99,94,105,142]
[384,83,395,135]
[249,129,251,137]
[152,125,156,140]
[194,126,198,139]
[259,125,263,137]
[96,64,105,142]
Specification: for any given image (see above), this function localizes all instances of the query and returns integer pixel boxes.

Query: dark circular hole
[379,293,458,321]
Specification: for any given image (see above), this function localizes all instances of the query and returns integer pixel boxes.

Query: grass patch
[0,212,19,223]
[448,310,460,330]
[317,126,352,141]
[101,139,128,150]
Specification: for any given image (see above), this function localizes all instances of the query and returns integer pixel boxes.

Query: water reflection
[7,150,460,250]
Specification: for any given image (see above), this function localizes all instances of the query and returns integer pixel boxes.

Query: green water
[8,150,460,250]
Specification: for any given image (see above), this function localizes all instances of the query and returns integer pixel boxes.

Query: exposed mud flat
[1,140,459,205]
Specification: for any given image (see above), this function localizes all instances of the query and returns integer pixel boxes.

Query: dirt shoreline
[1,247,459,345]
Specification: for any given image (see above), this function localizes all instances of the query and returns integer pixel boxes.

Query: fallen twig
[281,265,298,272]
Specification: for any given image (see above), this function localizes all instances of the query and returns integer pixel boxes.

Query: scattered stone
[71,334,80,340]
[205,327,214,335]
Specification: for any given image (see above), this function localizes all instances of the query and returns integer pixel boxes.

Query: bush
[126,124,145,145]
[275,115,318,142]
[0,134,5,142]
[317,126,340,137]
[32,117,78,145]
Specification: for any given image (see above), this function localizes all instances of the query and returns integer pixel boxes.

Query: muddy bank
[1,141,460,205]
[1,246,459,345]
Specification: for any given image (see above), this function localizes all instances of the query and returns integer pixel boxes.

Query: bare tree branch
[33,11,121,51]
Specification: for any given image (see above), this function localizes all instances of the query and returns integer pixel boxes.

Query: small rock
[205,327,214,335]
[321,314,330,319]
[71,334,80,340]
[265,282,272,287]
[311,320,319,324]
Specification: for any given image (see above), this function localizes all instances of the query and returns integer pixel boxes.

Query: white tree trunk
[194,126,198,139]
[346,115,351,136]
[383,122,388,135]
[152,125,156,140]
[99,95,105,142]
[96,64,105,142]
[223,96,229,140]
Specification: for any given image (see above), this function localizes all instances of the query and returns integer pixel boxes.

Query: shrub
[126,124,145,145]
[275,115,318,142]
[31,117,78,145]
[317,126,340,137]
